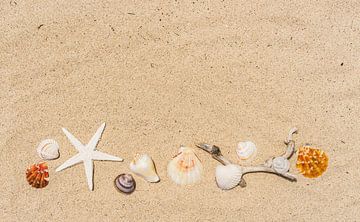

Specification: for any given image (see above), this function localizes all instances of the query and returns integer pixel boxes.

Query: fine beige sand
[1,0,360,221]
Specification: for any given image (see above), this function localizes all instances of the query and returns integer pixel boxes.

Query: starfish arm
[87,123,106,151]
[84,158,94,191]
[55,153,83,172]
[92,150,123,161]
[62,128,85,152]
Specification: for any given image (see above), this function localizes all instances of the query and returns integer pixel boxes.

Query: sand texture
[1,0,360,221]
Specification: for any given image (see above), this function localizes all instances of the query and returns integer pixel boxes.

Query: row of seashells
[28,140,328,192]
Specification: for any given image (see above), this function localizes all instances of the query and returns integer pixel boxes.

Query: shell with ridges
[26,162,49,188]
[215,164,243,190]
[37,139,60,160]
[114,174,136,194]
[167,146,203,185]
[236,141,257,160]
[130,154,160,183]
[296,146,329,178]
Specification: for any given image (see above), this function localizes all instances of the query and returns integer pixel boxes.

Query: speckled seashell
[296,146,329,178]
[215,164,243,190]
[26,162,49,188]
[130,154,160,183]
[272,156,290,174]
[236,141,257,160]
[37,139,60,160]
[114,174,136,194]
[167,146,203,185]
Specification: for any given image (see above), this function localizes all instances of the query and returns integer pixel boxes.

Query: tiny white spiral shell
[272,156,290,174]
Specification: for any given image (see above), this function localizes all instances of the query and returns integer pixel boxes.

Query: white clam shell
[272,156,290,174]
[129,154,160,183]
[215,164,243,190]
[167,146,203,185]
[37,139,60,160]
[236,141,257,160]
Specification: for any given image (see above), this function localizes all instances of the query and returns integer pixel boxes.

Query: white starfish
[56,123,123,191]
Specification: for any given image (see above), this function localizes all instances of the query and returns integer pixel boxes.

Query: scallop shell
[167,146,203,185]
[296,146,329,178]
[37,139,60,160]
[130,154,160,183]
[236,141,257,160]
[114,174,136,194]
[26,162,49,188]
[272,156,290,174]
[215,164,243,190]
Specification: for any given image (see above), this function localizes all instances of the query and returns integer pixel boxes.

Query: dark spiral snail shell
[114,173,136,194]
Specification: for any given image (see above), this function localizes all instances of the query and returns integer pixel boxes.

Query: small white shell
[215,164,243,190]
[272,156,290,174]
[167,146,203,185]
[37,139,60,160]
[129,154,160,183]
[236,141,257,160]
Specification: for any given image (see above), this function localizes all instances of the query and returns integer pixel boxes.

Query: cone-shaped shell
[236,141,257,160]
[167,146,203,185]
[130,154,160,183]
[296,146,329,178]
[26,162,49,188]
[37,139,60,160]
[215,164,243,190]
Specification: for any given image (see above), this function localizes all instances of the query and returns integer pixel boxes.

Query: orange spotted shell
[296,146,328,178]
[26,162,49,188]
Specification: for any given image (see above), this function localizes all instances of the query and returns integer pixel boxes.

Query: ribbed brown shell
[26,162,49,188]
[296,146,328,178]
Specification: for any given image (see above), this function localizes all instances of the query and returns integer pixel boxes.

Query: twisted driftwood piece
[196,128,298,187]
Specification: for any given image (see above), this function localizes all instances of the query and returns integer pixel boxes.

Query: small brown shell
[26,162,49,188]
[296,146,329,178]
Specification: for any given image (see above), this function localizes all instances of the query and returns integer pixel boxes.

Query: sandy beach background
[1,0,360,221]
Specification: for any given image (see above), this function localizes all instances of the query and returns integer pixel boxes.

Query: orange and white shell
[26,162,49,188]
[296,146,329,178]
[167,146,203,185]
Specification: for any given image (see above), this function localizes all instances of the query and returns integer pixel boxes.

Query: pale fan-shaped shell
[272,156,290,174]
[215,164,243,190]
[236,141,257,160]
[167,146,203,185]
[296,146,329,178]
[129,154,160,183]
[37,139,60,160]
